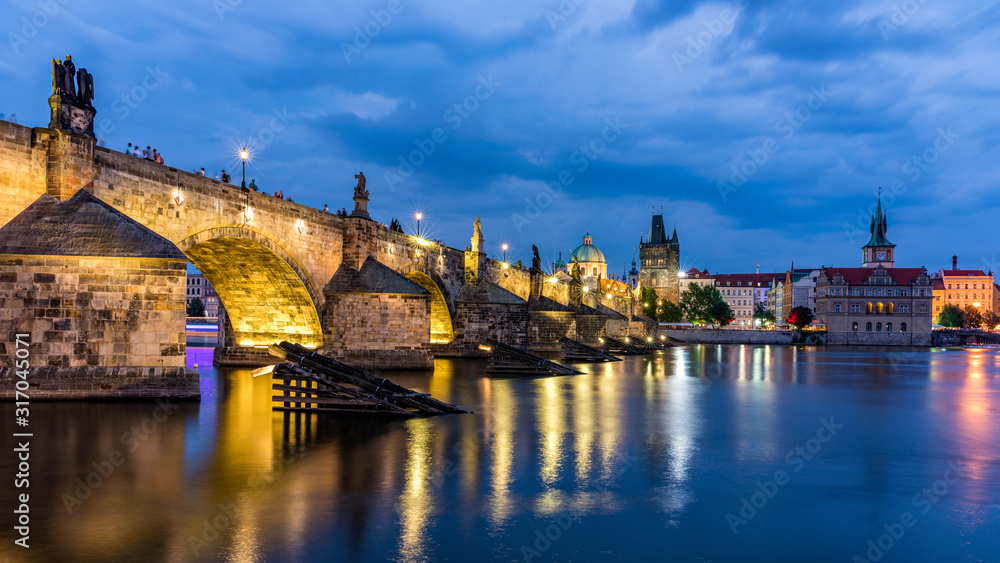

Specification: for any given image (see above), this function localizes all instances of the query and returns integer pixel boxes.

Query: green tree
[984,311,1000,331]
[786,306,815,330]
[659,301,684,323]
[639,287,659,319]
[963,305,984,329]
[753,302,777,327]
[187,297,206,317]
[936,304,965,328]
[680,282,732,326]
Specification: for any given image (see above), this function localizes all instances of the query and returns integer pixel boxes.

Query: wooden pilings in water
[265,341,468,417]
[558,337,623,362]
[480,341,581,376]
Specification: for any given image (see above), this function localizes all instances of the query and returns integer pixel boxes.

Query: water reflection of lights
[486,378,516,528]
[397,420,435,563]
[538,377,565,487]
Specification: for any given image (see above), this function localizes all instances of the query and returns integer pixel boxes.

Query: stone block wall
[453,302,529,353]
[0,121,47,227]
[827,331,930,346]
[0,254,198,398]
[322,292,432,366]
[529,311,577,343]
[576,315,608,342]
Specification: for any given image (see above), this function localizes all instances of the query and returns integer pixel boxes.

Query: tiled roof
[324,258,430,295]
[714,273,774,287]
[941,270,990,277]
[455,280,526,304]
[823,267,926,285]
[528,295,574,312]
[0,190,186,259]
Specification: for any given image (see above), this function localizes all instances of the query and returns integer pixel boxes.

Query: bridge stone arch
[397,263,455,344]
[176,226,324,348]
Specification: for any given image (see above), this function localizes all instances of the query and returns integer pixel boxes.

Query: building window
[851,289,860,296]
[835,304,841,312]
[876,302,884,314]
[866,322,872,332]
[886,302,894,315]
[900,305,908,313]
[866,302,873,314]
[851,304,860,313]
[876,322,882,332]
[852,322,858,332]
[900,322,907,333]
[886,322,892,333]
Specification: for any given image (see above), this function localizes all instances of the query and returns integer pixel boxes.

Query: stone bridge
[1,113,641,396]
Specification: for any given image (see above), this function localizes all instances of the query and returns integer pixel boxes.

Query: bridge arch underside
[183,236,323,349]
[403,271,454,344]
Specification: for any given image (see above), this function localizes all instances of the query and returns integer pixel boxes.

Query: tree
[984,311,1000,331]
[936,305,965,328]
[786,306,815,330]
[680,282,732,326]
[709,300,735,327]
[659,301,684,323]
[639,287,659,319]
[187,297,206,317]
[753,302,777,328]
[963,305,984,330]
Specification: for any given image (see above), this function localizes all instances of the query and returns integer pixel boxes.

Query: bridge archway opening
[181,234,323,349]
[403,271,454,343]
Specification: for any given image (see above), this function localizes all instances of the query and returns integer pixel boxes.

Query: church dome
[570,232,605,263]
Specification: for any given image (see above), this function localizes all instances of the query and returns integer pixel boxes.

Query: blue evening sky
[2,0,998,277]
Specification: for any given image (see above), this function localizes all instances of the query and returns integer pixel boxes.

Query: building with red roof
[934,255,994,316]
[815,195,934,345]
[714,273,774,327]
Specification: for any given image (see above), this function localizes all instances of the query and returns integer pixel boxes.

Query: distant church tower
[639,209,681,303]
[862,193,895,268]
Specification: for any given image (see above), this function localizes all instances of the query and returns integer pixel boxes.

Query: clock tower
[861,193,895,268]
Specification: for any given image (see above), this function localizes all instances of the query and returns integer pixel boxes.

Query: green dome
[570,232,605,263]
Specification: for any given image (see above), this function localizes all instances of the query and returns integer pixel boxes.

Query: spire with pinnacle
[865,188,894,248]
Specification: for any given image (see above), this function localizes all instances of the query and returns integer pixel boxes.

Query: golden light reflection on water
[397,419,435,563]
[538,377,564,486]
[485,377,516,528]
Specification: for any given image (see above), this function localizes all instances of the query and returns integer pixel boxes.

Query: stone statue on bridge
[350,171,371,219]
[49,55,97,137]
[52,55,76,98]
[77,68,94,106]
[531,244,541,273]
[354,171,368,198]
[471,215,485,252]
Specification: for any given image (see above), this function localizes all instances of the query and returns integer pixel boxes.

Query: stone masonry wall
[529,311,576,344]
[453,302,529,353]
[0,254,198,399]
[576,315,608,342]
[323,292,431,353]
[0,121,47,227]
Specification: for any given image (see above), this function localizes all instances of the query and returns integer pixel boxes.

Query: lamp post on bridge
[240,148,249,192]
[239,147,251,226]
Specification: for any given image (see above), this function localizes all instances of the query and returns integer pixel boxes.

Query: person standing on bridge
[221,170,231,183]
[126,143,133,156]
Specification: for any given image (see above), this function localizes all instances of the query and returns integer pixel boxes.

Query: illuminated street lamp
[239,148,249,192]
[502,243,508,264]
[415,212,423,238]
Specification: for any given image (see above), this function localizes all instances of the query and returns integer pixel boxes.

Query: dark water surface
[3,345,999,562]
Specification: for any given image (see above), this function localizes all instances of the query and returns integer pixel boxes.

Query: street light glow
[240,148,249,161]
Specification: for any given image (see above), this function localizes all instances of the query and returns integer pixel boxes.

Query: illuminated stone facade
[638,213,680,303]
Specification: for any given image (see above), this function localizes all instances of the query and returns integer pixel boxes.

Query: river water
[2,344,999,562]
